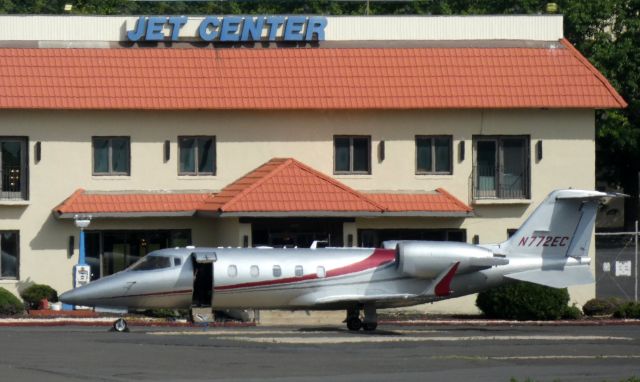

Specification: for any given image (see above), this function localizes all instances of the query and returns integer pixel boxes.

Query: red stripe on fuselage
[216,248,396,291]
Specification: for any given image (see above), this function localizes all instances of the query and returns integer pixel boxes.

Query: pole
[79,227,86,265]
[635,220,638,302]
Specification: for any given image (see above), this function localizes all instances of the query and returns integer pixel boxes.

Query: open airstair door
[191,252,216,308]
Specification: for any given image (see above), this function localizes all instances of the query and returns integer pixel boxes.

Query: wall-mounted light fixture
[68,235,75,258]
[378,140,385,162]
[458,141,465,162]
[163,140,170,163]
[243,235,249,248]
[347,234,354,247]
[35,141,41,163]
[472,235,479,245]
[536,140,543,162]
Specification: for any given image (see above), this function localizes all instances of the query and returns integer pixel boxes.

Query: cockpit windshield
[128,255,172,271]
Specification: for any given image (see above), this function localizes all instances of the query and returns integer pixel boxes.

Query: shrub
[476,282,570,320]
[0,287,24,316]
[20,284,58,309]
[582,298,623,317]
[562,304,583,320]
[613,302,640,319]
[142,308,188,319]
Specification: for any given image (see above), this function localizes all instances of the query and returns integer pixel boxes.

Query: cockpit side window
[174,257,182,267]
[128,256,172,271]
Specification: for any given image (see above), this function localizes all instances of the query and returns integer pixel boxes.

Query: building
[0,14,625,313]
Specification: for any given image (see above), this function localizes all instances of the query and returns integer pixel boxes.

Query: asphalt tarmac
[0,324,639,382]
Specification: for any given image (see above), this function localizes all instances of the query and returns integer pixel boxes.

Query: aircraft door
[191,252,216,307]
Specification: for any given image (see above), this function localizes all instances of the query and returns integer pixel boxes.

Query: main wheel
[346,317,362,331]
[113,318,129,333]
[362,322,378,331]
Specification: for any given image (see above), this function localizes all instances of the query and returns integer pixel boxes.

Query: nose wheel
[112,318,129,333]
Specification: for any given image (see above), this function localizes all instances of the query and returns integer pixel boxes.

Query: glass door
[475,140,497,198]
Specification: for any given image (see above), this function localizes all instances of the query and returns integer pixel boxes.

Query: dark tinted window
[92,137,130,175]
[416,136,452,174]
[1,231,18,278]
[129,255,172,271]
[179,136,215,175]
[334,136,370,174]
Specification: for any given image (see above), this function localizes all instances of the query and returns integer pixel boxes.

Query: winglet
[426,262,460,297]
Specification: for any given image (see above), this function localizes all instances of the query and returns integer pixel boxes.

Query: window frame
[333,135,372,175]
[178,136,216,176]
[0,137,29,201]
[472,135,531,200]
[91,136,131,176]
[415,135,453,175]
[0,230,19,280]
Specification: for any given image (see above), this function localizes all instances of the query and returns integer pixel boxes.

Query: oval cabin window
[295,265,303,277]
[227,265,237,278]
[316,266,326,278]
[250,265,259,278]
[272,265,282,278]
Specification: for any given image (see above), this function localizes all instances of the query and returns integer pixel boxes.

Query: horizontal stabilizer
[504,265,594,288]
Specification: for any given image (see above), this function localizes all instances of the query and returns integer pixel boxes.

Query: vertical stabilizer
[499,189,611,258]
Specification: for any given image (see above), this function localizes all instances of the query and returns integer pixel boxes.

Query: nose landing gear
[112,318,129,333]
[345,304,377,331]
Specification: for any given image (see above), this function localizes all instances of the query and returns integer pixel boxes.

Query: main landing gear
[345,305,378,332]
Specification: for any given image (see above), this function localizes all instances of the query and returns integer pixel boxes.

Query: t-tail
[491,189,620,288]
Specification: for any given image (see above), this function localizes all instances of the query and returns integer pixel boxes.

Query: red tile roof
[368,188,473,213]
[199,158,387,214]
[0,40,626,110]
[54,160,472,217]
[54,189,209,217]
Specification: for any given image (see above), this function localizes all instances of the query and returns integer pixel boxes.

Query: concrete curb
[0,317,256,328]
[380,319,640,326]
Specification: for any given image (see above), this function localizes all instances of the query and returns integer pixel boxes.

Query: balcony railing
[1,166,26,200]
[473,165,529,200]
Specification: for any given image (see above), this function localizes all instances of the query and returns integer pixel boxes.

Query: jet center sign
[127,15,327,42]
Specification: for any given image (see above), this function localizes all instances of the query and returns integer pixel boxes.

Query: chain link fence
[595,224,639,302]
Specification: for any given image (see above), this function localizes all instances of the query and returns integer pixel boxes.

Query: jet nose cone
[59,288,83,306]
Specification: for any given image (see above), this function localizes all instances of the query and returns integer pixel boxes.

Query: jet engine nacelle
[388,241,506,279]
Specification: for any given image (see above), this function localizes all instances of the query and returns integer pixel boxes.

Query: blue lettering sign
[198,16,220,41]
[220,16,242,42]
[126,15,327,43]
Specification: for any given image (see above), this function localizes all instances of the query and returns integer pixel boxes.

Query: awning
[54,158,473,218]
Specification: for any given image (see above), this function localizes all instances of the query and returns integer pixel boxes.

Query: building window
[334,136,371,174]
[92,137,130,176]
[179,136,216,175]
[0,231,19,279]
[473,136,530,199]
[416,136,452,174]
[1,138,28,200]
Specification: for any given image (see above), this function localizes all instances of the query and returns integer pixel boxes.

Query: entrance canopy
[54,158,473,219]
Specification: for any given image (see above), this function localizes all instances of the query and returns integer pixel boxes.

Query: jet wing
[314,293,418,305]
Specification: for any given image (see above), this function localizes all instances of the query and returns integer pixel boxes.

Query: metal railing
[472,165,530,200]
[0,166,25,200]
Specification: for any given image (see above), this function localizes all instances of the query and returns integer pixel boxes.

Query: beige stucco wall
[0,109,595,312]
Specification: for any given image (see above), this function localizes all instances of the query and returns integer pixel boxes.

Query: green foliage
[613,301,640,319]
[476,282,570,320]
[142,308,188,319]
[562,304,583,320]
[0,287,24,316]
[20,284,58,309]
[582,297,624,316]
